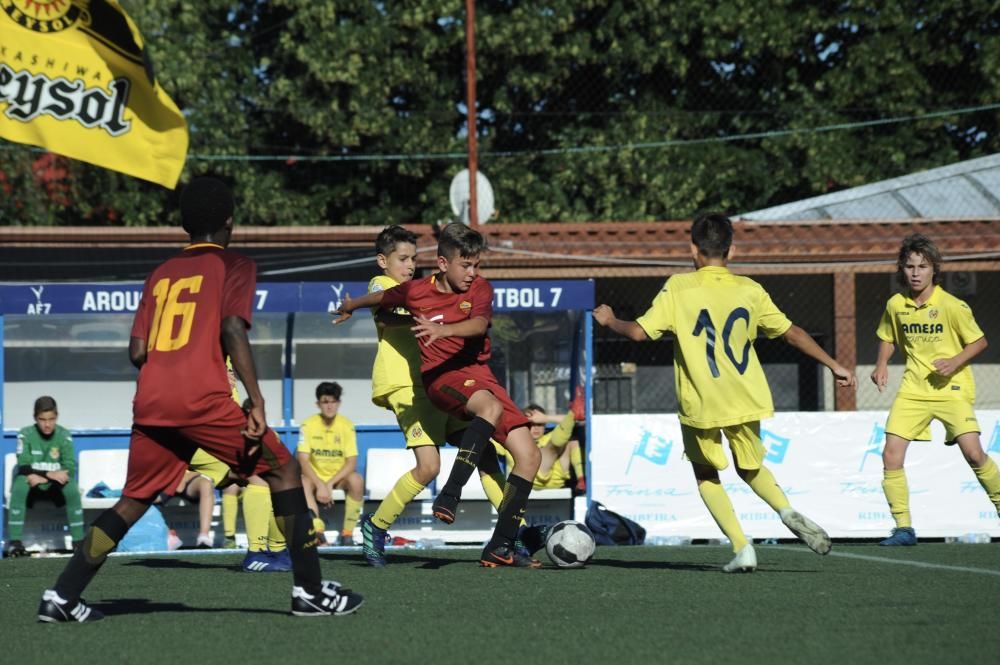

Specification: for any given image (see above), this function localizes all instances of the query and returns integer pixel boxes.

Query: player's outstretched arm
[412,314,487,346]
[871,340,895,392]
[782,324,857,389]
[933,335,988,378]
[592,304,649,342]
[332,291,384,325]
[222,316,267,438]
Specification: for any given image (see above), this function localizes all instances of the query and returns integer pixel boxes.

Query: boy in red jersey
[37,178,362,623]
[335,223,542,567]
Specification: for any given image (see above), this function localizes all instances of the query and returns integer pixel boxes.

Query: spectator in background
[297,382,365,546]
[6,396,84,557]
[498,395,586,493]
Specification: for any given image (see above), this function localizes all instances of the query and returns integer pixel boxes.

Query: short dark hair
[316,381,342,401]
[180,177,234,236]
[690,212,733,258]
[375,225,418,256]
[34,395,57,416]
[437,222,487,260]
[897,234,943,286]
[524,403,546,415]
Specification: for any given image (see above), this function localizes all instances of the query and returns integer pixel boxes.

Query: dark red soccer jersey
[130,243,256,426]
[380,274,493,374]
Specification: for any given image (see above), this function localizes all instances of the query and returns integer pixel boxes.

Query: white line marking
[772,545,1000,576]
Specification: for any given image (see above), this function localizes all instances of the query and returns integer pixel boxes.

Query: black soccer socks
[54,508,128,601]
[441,416,495,498]
[272,488,323,592]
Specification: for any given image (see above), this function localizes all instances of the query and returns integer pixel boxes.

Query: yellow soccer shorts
[681,422,766,471]
[534,460,571,490]
[384,386,466,448]
[885,396,979,443]
[188,448,230,487]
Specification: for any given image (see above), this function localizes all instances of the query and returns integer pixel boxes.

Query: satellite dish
[449,169,495,225]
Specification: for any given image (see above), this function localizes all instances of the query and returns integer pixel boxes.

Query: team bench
[3,447,575,551]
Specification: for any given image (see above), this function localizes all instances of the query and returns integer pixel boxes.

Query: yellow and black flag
[0,0,188,188]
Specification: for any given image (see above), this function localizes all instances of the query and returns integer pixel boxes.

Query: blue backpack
[585,501,646,546]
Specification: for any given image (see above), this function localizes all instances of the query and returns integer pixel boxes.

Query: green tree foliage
[1,0,997,225]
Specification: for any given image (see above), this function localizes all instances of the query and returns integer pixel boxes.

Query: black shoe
[516,524,550,556]
[37,589,104,623]
[431,492,459,524]
[6,539,27,558]
[480,542,541,568]
[291,581,364,616]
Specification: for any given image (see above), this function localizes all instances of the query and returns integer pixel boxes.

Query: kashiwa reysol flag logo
[0,0,188,188]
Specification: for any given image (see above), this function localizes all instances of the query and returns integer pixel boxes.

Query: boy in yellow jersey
[357,225,517,567]
[593,212,857,573]
[501,404,585,490]
[297,382,365,545]
[872,234,998,546]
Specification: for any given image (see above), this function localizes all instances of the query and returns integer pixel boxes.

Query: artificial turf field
[1,543,998,665]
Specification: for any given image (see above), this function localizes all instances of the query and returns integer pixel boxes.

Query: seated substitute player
[297,382,365,546]
[218,365,290,570]
[36,177,361,622]
[593,212,857,573]
[356,225,516,567]
[498,402,586,492]
[336,222,542,568]
[871,233,999,546]
[6,396,85,557]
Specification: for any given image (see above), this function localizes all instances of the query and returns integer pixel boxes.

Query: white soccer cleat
[722,544,757,573]
[291,580,363,617]
[780,508,832,555]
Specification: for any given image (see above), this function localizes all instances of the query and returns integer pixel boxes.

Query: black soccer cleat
[5,539,27,558]
[516,524,550,556]
[480,542,542,568]
[431,491,459,525]
[37,589,104,623]
[291,580,364,617]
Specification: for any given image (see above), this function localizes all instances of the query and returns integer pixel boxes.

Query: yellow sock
[312,516,327,537]
[342,496,364,538]
[267,513,286,552]
[243,484,271,552]
[973,457,1000,512]
[222,492,239,538]
[479,470,507,512]
[570,445,585,479]
[479,471,527,527]
[372,471,426,530]
[743,466,791,512]
[882,468,911,528]
[698,478,748,552]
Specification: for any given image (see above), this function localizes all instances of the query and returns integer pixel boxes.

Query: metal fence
[593,269,1000,414]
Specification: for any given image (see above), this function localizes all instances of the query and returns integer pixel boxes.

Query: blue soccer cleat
[268,548,292,572]
[360,513,388,568]
[879,527,917,546]
[243,549,285,572]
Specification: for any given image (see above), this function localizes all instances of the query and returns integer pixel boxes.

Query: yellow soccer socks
[882,468,911,528]
[222,490,239,541]
[973,457,1000,515]
[698,478,749,552]
[372,471,426,530]
[342,496,364,542]
[243,484,272,553]
[742,466,791,513]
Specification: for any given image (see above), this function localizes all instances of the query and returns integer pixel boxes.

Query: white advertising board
[590,411,1000,539]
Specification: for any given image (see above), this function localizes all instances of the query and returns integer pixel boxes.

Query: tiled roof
[1,218,997,278]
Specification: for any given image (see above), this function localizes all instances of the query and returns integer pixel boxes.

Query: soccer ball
[545,520,596,568]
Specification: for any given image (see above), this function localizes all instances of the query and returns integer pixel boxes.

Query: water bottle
[647,535,692,546]
[957,533,991,544]
[416,538,446,549]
